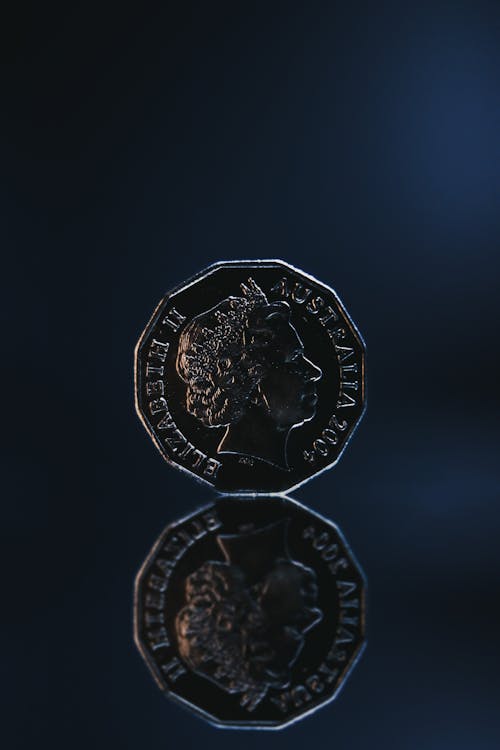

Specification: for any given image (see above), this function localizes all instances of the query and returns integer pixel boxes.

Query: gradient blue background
[6,1,500,747]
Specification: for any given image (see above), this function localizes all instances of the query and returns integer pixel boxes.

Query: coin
[134,496,366,729]
[135,260,365,493]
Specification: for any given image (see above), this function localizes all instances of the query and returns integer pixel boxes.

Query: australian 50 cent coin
[135,260,365,493]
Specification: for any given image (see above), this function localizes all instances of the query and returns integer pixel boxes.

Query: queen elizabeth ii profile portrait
[176,278,322,470]
[175,519,322,711]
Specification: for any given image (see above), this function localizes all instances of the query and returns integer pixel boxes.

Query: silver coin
[135,260,365,493]
[134,495,366,729]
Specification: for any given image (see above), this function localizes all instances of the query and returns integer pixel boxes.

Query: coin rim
[134,259,367,495]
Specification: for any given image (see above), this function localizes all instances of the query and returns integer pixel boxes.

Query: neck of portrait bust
[217,406,291,471]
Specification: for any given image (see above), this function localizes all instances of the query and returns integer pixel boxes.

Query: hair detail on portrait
[175,521,322,710]
[176,277,322,468]
[176,278,278,426]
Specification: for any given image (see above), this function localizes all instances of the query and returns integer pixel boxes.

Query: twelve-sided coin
[135,260,365,493]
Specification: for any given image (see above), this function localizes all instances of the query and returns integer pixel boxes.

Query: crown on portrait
[178,278,268,380]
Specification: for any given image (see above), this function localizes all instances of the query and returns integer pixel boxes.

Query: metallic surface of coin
[134,496,366,729]
[135,260,365,493]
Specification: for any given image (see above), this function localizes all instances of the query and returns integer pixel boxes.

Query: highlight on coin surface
[134,496,366,729]
[135,260,365,493]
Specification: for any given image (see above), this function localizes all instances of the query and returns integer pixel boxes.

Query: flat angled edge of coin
[134,496,366,728]
[135,260,366,494]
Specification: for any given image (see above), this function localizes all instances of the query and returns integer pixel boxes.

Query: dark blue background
[6,1,500,747]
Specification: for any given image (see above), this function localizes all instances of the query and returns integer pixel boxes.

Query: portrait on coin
[176,278,322,470]
[175,520,322,711]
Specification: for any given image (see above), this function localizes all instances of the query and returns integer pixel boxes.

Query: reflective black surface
[9,1,500,748]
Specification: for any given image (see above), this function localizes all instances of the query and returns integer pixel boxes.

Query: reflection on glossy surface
[134,495,365,728]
